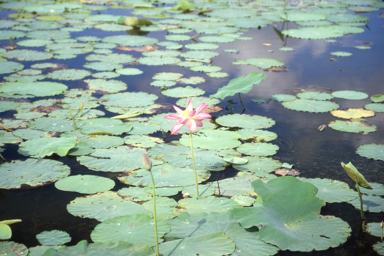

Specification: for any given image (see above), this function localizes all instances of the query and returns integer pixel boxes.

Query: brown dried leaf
[267,66,288,72]
[31,105,62,113]
[116,45,158,53]
[293,85,332,93]
[204,106,223,113]
[274,168,300,177]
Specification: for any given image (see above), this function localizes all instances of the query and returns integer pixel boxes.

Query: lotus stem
[356,184,365,220]
[0,124,12,132]
[190,132,199,197]
[0,153,4,161]
[9,37,14,47]
[149,170,159,256]
[79,102,84,118]
[68,107,78,130]
[238,93,246,110]
[381,221,383,242]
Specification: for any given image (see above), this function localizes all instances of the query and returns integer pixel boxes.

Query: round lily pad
[2,49,53,61]
[216,114,275,129]
[175,196,241,215]
[233,156,281,177]
[86,53,136,64]
[365,103,384,113]
[55,175,115,194]
[349,194,384,213]
[282,26,344,39]
[0,242,28,256]
[328,120,376,133]
[270,94,297,102]
[18,137,77,158]
[83,62,123,72]
[179,130,241,150]
[67,191,149,222]
[234,58,284,69]
[0,159,70,189]
[153,72,183,80]
[330,51,352,57]
[356,144,384,161]
[176,97,220,108]
[0,81,67,98]
[85,79,127,93]
[0,61,24,74]
[198,35,236,43]
[0,101,20,112]
[161,86,205,98]
[100,92,158,108]
[238,129,278,141]
[331,90,368,100]
[47,69,91,80]
[36,230,71,246]
[331,108,375,119]
[102,35,158,46]
[282,99,339,113]
[237,142,279,157]
[297,92,334,101]
[137,56,181,65]
[91,214,169,245]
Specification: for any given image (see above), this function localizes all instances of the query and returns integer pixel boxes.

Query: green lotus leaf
[142,197,177,220]
[185,43,219,50]
[282,99,339,112]
[0,81,67,98]
[128,121,162,135]
[70,134,123,149]
[356,144,384,161]
[100,92,158,108]
[233,156,281,178]
[371,94,384,103]
[67,191,149,222]
[150,80,176,88]
[326,13,369,23]
[28,117,74,133]
[46,69,91,80]
[215,172,260,197]
[301,178,358,203]
[2,49,53,61]
[0,224,12,240]
[331,90,368,100]
[223,156,248,165]
[280,12,326,21]
[297,91,334,100]
[118,186,180,202]
[77,147,145,173]
[31,240,153,256]
[179,130,241,150]
[115,68,143,76]
[210,71,266,100]
[349,194,384,213]
[45,42,93,55]
[216,114,275,129]
[160,231,235,256]
[161,86,205,98]
[0,241,28,256]
[329,120,376,133]
[67,142,95,156]
[91,214,169,246]
[0,101,20,113]
[359,182,384,196]
[176,97,220,108]
[234,176,351,251]
[181,50,219,60]
[84,79,127,93]
[341,162,372,189]
[0,30,26,40]
[0,159,70,189]
[182,183,216,198]
[137,56,181,65]
[282,26,344,39]
[55,175,115,194]
[142,50,180,58]
[18,137,77,158]
[124,134,162,148]
[190,65,222,73]
[153,72,183,81]
[331,51,353,57]
[233,58,284,69]
[365,103,384,113]
[366,222,384,238]
[36,230,71,246]
[175,196,241,215]
[177,76,206,85]
[237,129,277,141]
[165,210,278,256]
[102,35,158,46]
[85,53,135,64]
[0,61,24,74]
[270,94,297,102]
[118,163,211,187]
[198,35,236,43]
[237,142,279,157]
[83,62,123,72]
[230,17,273,28]
[0,131,22,146]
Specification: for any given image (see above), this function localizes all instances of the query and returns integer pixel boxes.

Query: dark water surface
[0,3,384,255]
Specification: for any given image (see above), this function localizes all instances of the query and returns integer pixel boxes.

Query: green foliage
[341,162,373,189]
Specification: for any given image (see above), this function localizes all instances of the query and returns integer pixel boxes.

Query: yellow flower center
[181,110,191,119]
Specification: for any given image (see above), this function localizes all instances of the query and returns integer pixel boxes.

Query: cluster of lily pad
[1,0,384,255]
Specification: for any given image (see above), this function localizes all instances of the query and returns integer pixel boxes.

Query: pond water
[0,0,384,255]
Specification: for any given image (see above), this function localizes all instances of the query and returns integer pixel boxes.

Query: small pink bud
[142,153,152,171]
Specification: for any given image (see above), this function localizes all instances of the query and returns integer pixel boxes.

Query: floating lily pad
[282,99,339,113]
[234,177,351,251]
[142,197,177,220]
[153,72,183,80]
[175,196,241,215]
[100,92,158,108]
[297,91,334,101]
[55,175,115,194]
[301,178,358,203]
[36,230,71,246]
[216,114,275,129]
[118,163,210,188]
[85,79,127,93]
[215,172,260,197]
[237,142,279,157]
[176,97,220,108]
[124,134,162,148]
[137,56,180,65]
[18,137,76,158]
[331,90,368,100]
[270,94,297,102]
[356,144,384,161]
[282,26,344,39]
[78,147,145,173]
[190,65,222,73]
[199,35,236,43]
[115,68,143,75]
[0,159,70,189]
[162,86,205,98]
[331,51,353,57]
[2,49,53,61]
[366,222,384,238]
[210,71,266,100]
[47,69,91,80]
[328,120,376,133]
[349,194,384,213]
[238,129,277,142]
[0,61,24,74]
[102,35,158,46]
[371,94,384,103]
[281,12,326,22]
[179,130,241,150]
[118,186,180,202]
[0,241,28,256]
[177,76,206,85]
[86,53,135,64]
[365,103,384,113]
[83,62,123,72]
[67,191,149,222]
[0,81,67,98]
[91,214,169,245]
[331,108,374,119]
[233,58,285,69]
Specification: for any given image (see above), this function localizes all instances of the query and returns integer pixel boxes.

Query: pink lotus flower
[164,100,212,134]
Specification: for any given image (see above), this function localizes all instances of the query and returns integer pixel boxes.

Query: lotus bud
[142,153,152,171]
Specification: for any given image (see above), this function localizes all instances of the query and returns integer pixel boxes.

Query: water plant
[143,153,159,256]
[164,99,211,197]
[341,162,373,221]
